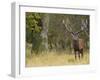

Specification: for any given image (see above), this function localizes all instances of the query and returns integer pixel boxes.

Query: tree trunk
[41,14,49,51]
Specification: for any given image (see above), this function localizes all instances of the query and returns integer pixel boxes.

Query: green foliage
[26,12,42,43]
[26,12,44,54]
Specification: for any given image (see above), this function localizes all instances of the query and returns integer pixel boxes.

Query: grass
[25,50,89,67]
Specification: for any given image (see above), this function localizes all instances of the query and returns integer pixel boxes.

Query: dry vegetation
[26,49,89,67]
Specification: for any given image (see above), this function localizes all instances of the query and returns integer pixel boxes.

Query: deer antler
[62,19,72,33]
[81,19,89,37]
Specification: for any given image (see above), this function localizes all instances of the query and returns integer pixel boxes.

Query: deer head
[62,19,84,40]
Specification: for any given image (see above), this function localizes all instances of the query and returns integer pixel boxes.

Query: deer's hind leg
[80,49,83,58]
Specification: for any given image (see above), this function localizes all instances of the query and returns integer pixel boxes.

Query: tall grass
[26,49,89,67]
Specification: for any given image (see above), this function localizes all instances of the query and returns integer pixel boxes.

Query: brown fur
[74,38,84,59]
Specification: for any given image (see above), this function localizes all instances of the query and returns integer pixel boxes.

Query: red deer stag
[62,20,85,60]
